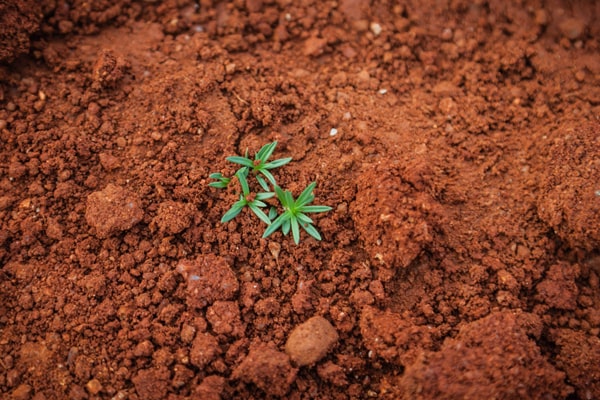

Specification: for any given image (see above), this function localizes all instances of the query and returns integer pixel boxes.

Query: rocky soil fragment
[537,123,600,251]
[193,375,226,400]
[360,306,432,366]
[190,332,221,369]
[352,164,438,268]
[152,200,196,234]
[396,311,571,399]
[131,367,170,400]
[535,262,579,310]
[0,0,41,63]
[551,329,600,400]
[285,315,339,366]
[85,183,144,238]
[232,341,298,397]
[176,254,239,309]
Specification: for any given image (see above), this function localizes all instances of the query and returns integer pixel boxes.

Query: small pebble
[370,22,382,36]
[11,384,32,400]
[116,137,127,147]
[534,9,548,25]
[441,28,453,41]
[150,131,162,141]
[33,101,45,112]
[558,17,587,40]
[329,128,338,137]
[357,69,370,82]
[86,379,103,395]
[285,316,338,366]
[225,63,236,74]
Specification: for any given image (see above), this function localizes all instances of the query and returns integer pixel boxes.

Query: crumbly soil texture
[1,1,599,399]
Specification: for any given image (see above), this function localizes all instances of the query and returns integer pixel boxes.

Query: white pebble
[329,128,338,137]
[370,22,382,36]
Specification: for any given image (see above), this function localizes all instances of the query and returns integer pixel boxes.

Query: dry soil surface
[1,1,600,399]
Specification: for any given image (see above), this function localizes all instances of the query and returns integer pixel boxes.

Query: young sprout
[209,142,331,244]
[262,182,332,245]
[208,172,231,188]
[221,170,274,225]
[226,141,292,191]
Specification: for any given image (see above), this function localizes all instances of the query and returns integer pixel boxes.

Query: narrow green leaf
[298,194,314,208]
[291,217,300,244]
[253,200,267,208]
[208,181,228,188]
[227,156,254,168]
[209,172,224,179]
[282,218,291,235]
[284,190,295,210]
[300,205,332,213]
[261,169,277,186]
[296,212,314,225]
[221,200,246,223]
[296,182,317,207]
[256,175,271,192]
[256,192,275,201]
[263,213,286,238]
[249,203,272,225]
[302,223,323,241]
[274,186,287,206]
[268,207,278,220]
[264,157,292,169]
[236,166,249,177]
[256,141,277,163]
[236,170,250,196]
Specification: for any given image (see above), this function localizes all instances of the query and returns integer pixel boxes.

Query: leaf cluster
[209,141,331,244]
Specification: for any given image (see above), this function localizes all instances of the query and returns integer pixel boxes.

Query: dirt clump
[396,311,572,399]
[535,262,579,310]
[285,315,339,367]
[537,123,600,251]
[232,341,298,397]
[0,0,41,63]
[85,183,144,238]
[152,200,196,235]
[0,0,599,398]
[551,329,600,400]
[176,254,239,309]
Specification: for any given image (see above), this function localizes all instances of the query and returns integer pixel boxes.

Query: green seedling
[263,182,332,245]
[210,141,331,244]
[226,141,292,191]
[221,170,274,225]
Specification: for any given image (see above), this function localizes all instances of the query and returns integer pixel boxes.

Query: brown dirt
[0,0,599,399]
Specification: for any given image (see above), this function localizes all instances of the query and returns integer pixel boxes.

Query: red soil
[1,1,599,399]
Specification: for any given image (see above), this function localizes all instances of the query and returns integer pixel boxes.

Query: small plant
[263,183,332,245]
[226,141,292,191]
[220,169,274,225]
[209,141,331,244]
